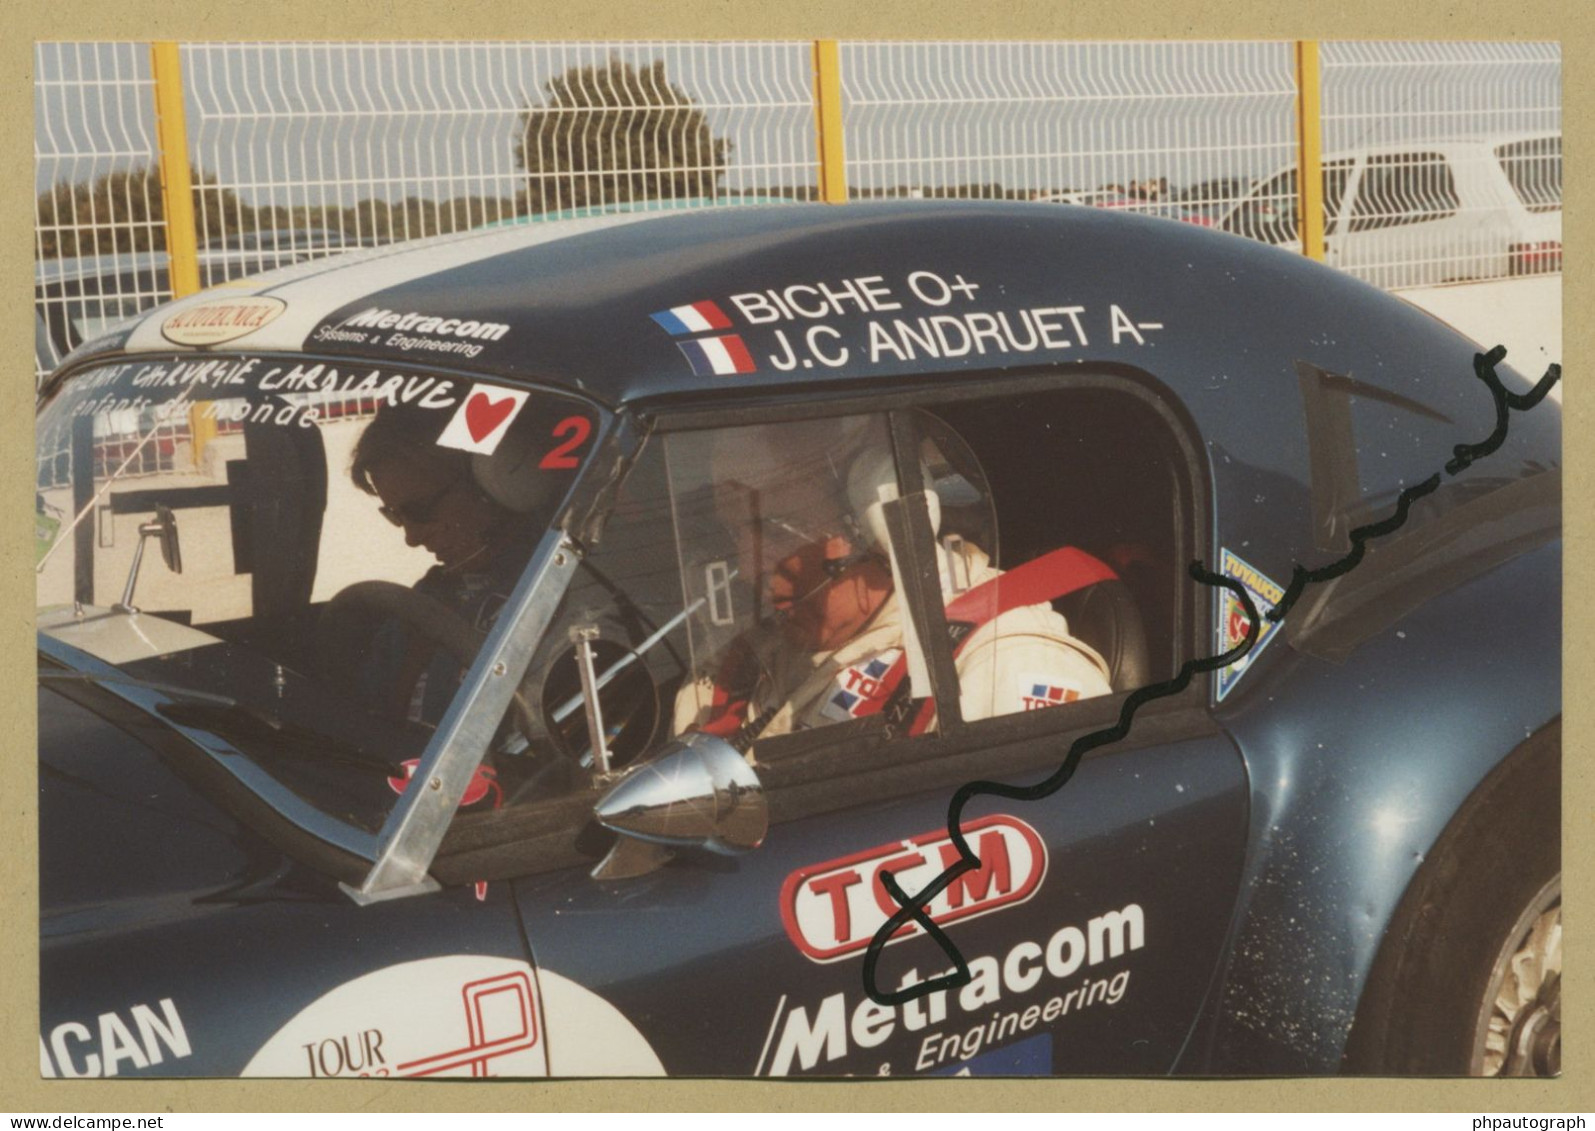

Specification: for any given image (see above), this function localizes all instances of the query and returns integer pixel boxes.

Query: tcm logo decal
[780,815,1047,962]
[161,296,286,346]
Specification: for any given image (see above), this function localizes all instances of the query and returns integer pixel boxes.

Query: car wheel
[1343,720,1560,1076]
[1470,873,1560,1075]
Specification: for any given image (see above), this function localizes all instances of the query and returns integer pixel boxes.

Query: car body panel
[38,682,543,1079]
[516,730,1249,1077]
[1190,535,1561,1072]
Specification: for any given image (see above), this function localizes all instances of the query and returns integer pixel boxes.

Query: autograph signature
[862,345,1562,1007]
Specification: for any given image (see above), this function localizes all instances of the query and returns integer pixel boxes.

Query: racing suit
[672,544,1112,743]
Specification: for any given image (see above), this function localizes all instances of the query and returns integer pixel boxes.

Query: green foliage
[35,57,732,261]
[35,165,520,260]
[514,57,732,214]
[34,167,257,259]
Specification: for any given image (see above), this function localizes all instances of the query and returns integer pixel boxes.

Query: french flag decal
[677,334,758,377]
[651,300,733,335]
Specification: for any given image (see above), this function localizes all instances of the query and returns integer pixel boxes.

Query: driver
[672,418,1112,748]
[347,407,537,721]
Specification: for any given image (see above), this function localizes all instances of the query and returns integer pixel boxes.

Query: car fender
[1183,536,1560,1074]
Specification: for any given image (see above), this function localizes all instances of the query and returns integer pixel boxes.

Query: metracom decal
[760,901,1144,1076]
[242,956,548,1078]
[313,307,511,360]
[161,297,287,347]
[1214,548,1286,702]
[436,384,530,455]
[780,815,1046,963]
[39,998,191,1078]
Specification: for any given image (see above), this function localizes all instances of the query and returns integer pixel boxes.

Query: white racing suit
[673,544,1113,743]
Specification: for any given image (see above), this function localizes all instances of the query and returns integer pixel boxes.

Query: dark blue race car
[35,202,1560,1079]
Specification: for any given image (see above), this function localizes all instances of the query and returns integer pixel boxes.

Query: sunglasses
[378,476,465,528]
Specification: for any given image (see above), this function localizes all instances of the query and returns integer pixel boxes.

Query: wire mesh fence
[840,40,1299,227]
[34,39,1562,383]
[34,42,167,382]
[180,40,818,275]
[1317,41,1562,289]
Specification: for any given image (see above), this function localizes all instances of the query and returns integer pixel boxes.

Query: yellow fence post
[1294,40,1326,263]
[151,42,201,298]
[813,40,848,204]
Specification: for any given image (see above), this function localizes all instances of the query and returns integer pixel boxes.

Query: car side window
[510,388,1188,792]
[1322,159,1353,229]
[1227,170,1296,243]
[912,387,1182,730]
[1495,136,1561,213]
[1349,152,1460,233]
[1227,160,1352,244]
[663,413,953,753]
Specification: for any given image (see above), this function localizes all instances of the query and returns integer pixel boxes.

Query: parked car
[36,201,1559,1079]
[1217,132,1562,288]
[1036,189,1212,226]
[1175,177,1256,223]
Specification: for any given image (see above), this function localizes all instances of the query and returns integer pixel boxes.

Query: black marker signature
[863,346,1561,1007]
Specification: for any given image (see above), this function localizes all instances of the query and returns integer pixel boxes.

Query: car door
[508,378,1252,1077]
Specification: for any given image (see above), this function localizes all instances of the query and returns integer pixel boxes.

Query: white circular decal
[161,296,286,346]
[242,956,549,1079]
[241,956,663,1079]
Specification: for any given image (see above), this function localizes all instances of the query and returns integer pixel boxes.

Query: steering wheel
[319,580,540,741]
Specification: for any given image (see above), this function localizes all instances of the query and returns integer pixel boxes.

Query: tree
[514,57,732,215]
[35,165,258,259]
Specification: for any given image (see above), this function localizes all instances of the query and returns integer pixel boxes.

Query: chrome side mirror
[152,504,183,573]
[591,732,767,879]
[115,504,182,613]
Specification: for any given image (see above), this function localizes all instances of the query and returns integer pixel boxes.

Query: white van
[1218,133,1561,289]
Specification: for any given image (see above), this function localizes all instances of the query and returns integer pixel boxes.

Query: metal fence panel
[840,40,1299,228]
[34,42,166,384]
[180,41,819,281]
[1320,41,1561,289]
[34,39,1562,389]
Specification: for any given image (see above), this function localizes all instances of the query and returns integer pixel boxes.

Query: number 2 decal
[540,416,592,469]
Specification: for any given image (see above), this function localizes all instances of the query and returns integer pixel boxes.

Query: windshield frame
[36,351,632,898]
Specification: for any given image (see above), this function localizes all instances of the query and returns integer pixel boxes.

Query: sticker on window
[437,384,530,454]
[1214,548,1286,701]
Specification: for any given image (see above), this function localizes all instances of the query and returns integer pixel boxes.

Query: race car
[35,201,1560,1079]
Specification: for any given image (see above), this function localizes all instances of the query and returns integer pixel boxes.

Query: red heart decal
[465,392,516,442]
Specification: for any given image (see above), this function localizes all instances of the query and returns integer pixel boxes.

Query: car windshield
[36,354,601,836]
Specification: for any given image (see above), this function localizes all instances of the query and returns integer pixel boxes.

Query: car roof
[62,199,1493,412]
[1314,130,1560,164]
